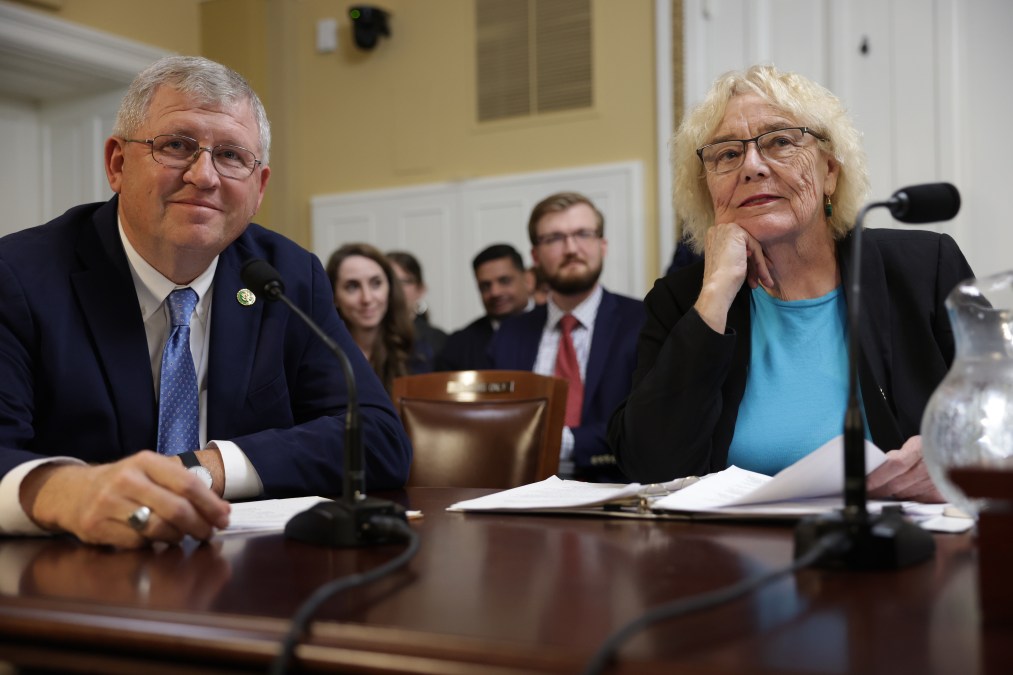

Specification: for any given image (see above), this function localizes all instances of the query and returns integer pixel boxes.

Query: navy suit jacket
[0,197,411,497]
[435,315,495,371]
[488,289,644,481]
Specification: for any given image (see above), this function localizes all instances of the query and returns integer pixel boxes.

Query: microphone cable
[269,515,420,675]
[582,530,848,675]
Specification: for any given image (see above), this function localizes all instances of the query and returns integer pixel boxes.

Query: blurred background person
[387,250,447,372]
[527,265,551,305]
[490,193,644,482]
[326,243,430,395]
[436,243,532,371]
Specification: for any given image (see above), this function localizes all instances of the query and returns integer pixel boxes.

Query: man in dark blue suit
[435,243,531,371]
[489,193,644,482]
[0,56,411,548]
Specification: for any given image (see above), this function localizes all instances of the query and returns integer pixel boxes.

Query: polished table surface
[0,487,1006,674]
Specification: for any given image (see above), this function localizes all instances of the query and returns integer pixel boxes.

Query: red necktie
[554,314,584,428]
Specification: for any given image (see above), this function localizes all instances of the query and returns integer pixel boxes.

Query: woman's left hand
[866,435,944,503]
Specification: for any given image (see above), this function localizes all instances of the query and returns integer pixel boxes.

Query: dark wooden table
[0,487,1005,674]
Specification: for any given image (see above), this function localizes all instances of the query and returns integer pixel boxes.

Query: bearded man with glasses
[488,192,645,482]
[0,56,411,548]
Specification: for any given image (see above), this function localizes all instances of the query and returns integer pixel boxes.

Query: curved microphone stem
[795,187,942,569]
[241,258,406,548]
[264,289,364,505]
[842,200,888,523]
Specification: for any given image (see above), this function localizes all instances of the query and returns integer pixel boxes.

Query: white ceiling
[0,1,168,103]
[0,47,131,102]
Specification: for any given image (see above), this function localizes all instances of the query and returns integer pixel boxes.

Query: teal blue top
[727,285,866,475]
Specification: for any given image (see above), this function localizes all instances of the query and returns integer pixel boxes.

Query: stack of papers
[447,437,973,534]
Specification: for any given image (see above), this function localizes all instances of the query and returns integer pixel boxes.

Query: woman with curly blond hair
[609,65,972,503]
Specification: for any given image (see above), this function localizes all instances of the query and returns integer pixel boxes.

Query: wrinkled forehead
[143,85,259,141]
[707,93,798,141]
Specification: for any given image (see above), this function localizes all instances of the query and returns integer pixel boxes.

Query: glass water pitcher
[922,270,1013,517]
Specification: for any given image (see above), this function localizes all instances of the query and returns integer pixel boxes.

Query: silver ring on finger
[127,505,152,532]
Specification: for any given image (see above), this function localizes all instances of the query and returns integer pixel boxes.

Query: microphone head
[241,258,285,299]
[888,182,961,224]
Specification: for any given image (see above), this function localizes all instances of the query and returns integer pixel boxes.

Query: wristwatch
[178,451,213,491]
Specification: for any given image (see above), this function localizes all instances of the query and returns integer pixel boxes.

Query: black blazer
[435,315,496,371]
[608,228,974,483]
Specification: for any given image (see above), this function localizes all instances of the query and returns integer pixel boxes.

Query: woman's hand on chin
[694,222,774,333]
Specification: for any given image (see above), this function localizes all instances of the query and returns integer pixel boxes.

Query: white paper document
[654,436,886,512]
[217,497,423,536]
[446,435,974,533]
[219,496,330,535]
[449,436,881,515]
[446,475,698,512]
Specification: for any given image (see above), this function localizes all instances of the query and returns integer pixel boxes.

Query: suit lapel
[839,232,892,389]
[206,242,262,439]
[583,290,615,407]
[838,232,902,447]
[518,306,545,369]
[70,199,157,451]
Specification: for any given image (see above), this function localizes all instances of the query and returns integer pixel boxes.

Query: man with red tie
[488,192,644,482]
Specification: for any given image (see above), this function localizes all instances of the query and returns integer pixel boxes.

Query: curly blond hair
[673,64,869,253]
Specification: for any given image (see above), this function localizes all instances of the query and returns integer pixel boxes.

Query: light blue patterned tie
[156,288,199,456]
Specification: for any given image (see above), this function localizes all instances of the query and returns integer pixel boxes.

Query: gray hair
[113,55,271,164]
[672,64,869,253]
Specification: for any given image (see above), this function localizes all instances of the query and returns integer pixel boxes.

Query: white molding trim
[0,1,169,83]
[655,0,675,272]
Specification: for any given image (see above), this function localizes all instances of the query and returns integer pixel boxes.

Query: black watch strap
[178,450,202,469]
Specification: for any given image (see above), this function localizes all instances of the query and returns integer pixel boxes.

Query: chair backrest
[390,370,568,488]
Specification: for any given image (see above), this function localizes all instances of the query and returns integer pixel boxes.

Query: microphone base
[794,507,935,570]
[285,496,408,548]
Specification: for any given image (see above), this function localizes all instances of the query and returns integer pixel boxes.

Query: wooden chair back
[390,370,568,488]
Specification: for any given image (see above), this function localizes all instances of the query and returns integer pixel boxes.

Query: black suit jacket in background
[435,315,496,371]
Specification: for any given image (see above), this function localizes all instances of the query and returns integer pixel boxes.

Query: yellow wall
[14,0,661,282]
[234,0,660,281]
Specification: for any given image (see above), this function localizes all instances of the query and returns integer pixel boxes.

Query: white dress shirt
[120,223,263,500]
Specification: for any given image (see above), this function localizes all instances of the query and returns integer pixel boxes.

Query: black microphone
[241,258,405,547]
[794,183,961,569]
[887,182,961,224]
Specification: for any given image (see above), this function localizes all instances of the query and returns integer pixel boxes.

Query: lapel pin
[236,288,256,306]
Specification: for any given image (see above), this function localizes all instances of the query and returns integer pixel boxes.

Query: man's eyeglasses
[696,127,827,175]
[535,229,602,248]
[123,134,262,179]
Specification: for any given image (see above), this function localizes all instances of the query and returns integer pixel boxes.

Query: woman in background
[326,243,430,395]
[387,250,447,371]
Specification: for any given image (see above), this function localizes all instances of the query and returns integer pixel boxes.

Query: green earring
[824,195,833,218]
